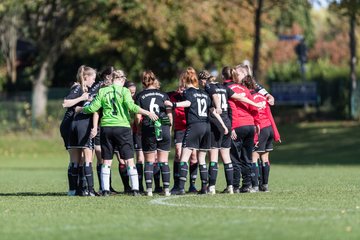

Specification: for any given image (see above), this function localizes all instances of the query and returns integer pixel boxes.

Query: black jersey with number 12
[183,87,211,125]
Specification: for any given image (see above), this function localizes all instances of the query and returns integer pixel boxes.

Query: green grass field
[0,121,360,240]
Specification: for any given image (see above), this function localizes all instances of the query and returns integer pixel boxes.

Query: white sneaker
[67,190,76,196]
[222,185,234,194]
[208,185,216,195]
[146,188,153,197]
[164,188,171,196]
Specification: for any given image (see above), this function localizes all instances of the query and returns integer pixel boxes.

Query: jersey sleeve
[83,89,103,114]
[65,85,82,100]
[123,88,140,114]
[255,82,269,96]
[226,87,235,98]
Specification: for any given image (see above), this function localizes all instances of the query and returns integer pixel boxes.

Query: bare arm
[212,94,222,114]
[164,100,191,108]
[210,108,228,135]
[90,112,100,139]
[62,92,89,108]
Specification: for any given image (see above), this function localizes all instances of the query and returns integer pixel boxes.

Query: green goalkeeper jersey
[83,84,140,127]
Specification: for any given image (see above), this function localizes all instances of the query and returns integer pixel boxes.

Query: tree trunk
[349,12,357,119]
[31,59,51,126]
[252,0,263,79]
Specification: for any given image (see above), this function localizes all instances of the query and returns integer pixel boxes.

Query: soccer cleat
[188,185,198,193]
[259,184,269,192]
[88,189,96,197]
[67,190,76,196]
[172,188,186,195]
[132,190,141,196]
[154,186,163,194]
[102,190,111,197]
[123,187,132,195]
[250,186,259,193]
[208,185,216,195]
[164,188,171,197]
[170,187,179,195]
[146,188,153,197]
[239,186,252,193]
[110,187,120,194]
[222,185,234,194]
[198,187,208,195]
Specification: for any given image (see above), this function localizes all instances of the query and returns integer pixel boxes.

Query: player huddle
[60,64,280,197]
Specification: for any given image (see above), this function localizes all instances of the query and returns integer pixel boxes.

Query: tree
[22,0,101,124]
[329,0,360,119]
[0,1,21,86]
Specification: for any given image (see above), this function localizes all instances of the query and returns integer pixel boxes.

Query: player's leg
[157,125,172,196]
[83,147,96,196]
[239,126,255,193]
[188,150,198,193]
[220,148,234,194]
[134,133,145,193]
[171,141,182,193]
[115,152,131,193]
[251,151,260,192]
[260,152,270,192]
[153,153,162,193]
[208,148,219,195]
[198,150,209,194]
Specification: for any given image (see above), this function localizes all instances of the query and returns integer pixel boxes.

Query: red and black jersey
[135,88,170,126]
[224,80,259,129]
[183,87,211,125]
[168,90,186,131]
[251,92,271,129]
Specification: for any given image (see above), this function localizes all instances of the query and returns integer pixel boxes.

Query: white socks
[101,165,111,191]
[128,167,139,191]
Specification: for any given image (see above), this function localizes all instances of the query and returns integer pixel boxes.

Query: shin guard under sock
[208,162,218,186]
[144,162,154,190]
[136,163,144,191]
[224,163,234,187]
[199,164,208,189]
[84,162,94,191]
[178,162,188,190]
[160,162,171,189]
[153,162,161,189]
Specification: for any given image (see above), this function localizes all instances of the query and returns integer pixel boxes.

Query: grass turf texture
[0,121,359,240]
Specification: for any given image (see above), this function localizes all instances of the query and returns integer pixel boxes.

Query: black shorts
[133,133,142,151]
[141,125,171,152]
[254,126,274,152]
[101,126,134,160]
[221,118,232,149]
[60,117,72,150]
[174,130,185,145]
[68,118,93,149]
[94,127,101,146]
[183,122,211,151]
[210,121,223,149]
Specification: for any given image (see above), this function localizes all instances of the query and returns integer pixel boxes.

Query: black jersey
[135,88,170,126]
[207,83,235,118]
[183,87,211,125]
[62,83,82,122]
[74,81,103,121]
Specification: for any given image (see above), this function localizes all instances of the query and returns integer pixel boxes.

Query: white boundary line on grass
[149,195,359,213]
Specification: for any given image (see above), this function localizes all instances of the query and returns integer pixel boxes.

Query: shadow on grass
[0,192,67,196]
[271,122,360,165]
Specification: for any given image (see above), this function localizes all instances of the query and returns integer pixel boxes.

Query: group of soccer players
[60,63,280,197]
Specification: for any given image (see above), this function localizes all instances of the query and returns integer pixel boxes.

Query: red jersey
[224,80,259,129]
[167,90,187,131]
[252,93,271,129]
[251,91,281,143]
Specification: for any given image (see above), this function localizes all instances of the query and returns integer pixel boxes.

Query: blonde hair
[182,67,199,88]
[111,70,126,83]
[76,65,96,92]
[234,64,252,83]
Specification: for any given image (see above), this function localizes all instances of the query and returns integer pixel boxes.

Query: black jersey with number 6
[135,88,170,126]
[183,87,211,125]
